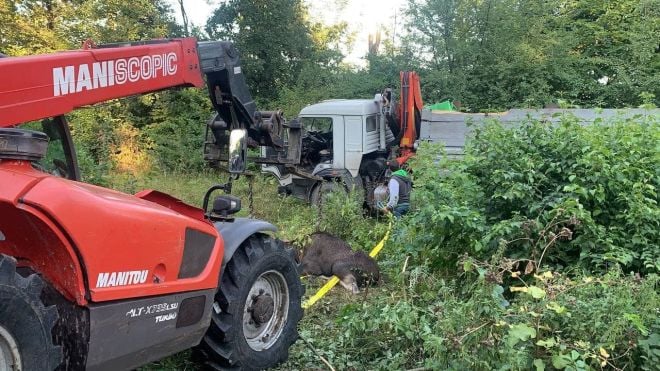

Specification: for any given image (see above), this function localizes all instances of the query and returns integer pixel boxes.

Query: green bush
[402,114,659,276]
[68,106,123,186]
[466,115,659,274]
[288,262,658,370]
[318,113,660,370]
[128,114,658,370]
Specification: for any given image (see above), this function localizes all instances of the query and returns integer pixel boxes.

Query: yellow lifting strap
[301,219,393,310]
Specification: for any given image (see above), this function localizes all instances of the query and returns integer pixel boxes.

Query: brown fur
[300,232,380,294]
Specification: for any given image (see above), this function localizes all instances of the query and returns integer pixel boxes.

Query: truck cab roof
[299,99,380,116]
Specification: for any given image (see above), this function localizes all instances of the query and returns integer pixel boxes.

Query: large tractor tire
[0,254,61,371]
[199,234,303,370]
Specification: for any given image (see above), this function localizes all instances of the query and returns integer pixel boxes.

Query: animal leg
[301,260,324,276]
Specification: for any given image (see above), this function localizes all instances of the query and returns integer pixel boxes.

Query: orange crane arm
[397,71,423,164]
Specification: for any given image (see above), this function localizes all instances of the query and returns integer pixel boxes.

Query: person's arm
[385,178,399,210]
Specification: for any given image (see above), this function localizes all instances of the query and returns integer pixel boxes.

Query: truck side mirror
[228,129,247,173]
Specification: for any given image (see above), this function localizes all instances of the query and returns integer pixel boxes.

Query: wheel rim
[242,270,289,351]
[0,325,21,371]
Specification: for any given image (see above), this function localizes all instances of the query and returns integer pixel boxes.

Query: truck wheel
[0,255,61,370]
[310,181,344,207]
[199,235,303,370]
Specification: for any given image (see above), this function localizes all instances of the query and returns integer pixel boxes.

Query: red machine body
[0,160,223,305]
[0,38,220,306]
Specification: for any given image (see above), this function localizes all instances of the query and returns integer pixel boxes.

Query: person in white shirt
[381,160,411,218]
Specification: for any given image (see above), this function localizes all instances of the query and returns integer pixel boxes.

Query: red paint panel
[21,176,223,302]
[0,161,86,303]
[0,202,87,304]
[135,189,206,222]
[0,160,47,201]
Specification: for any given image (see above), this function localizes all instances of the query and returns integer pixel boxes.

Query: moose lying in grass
[300,232,380,294]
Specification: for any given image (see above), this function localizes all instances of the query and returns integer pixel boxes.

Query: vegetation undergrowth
[139,114,659,371]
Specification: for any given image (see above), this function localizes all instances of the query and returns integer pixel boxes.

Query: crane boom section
[0,38,204,127]
[399,71,423,148]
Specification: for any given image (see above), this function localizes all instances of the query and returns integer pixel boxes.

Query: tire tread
[0,254,62,370]
[197,234,303,370]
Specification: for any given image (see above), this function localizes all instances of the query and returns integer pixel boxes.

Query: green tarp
[426,100,457,111]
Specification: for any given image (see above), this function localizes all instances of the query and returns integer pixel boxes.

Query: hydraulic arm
[397,71,424,163]
[0,38,203,128]
[0,38,284,154]
[380,71,424,164]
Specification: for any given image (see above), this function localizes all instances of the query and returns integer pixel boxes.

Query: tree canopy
[205,0,344,102]
[3,0,656,110]
[1,0,657,176]
[405,0,660,109]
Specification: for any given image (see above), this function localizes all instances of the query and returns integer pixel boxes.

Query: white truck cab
[262,96,395,206]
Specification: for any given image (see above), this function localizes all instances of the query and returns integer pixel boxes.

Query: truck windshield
[302,117,332,133]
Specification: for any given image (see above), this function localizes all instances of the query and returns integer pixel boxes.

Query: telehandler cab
[0,38,302,370]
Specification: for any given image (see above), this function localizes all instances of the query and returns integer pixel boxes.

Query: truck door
[343,116,362,176]
[331,115,344,170]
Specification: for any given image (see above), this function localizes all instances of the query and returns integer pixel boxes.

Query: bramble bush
[401,114,659,275]
[325,267,658,370]
[467,114,659,274]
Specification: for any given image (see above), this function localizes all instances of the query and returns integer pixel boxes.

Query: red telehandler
[0,38,301,370]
